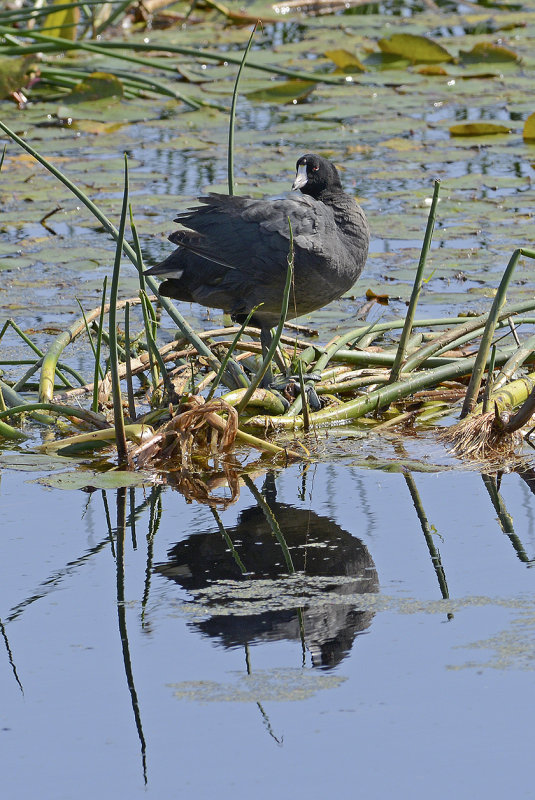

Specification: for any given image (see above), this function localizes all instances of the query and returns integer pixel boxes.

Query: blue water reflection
[1,460,535,798]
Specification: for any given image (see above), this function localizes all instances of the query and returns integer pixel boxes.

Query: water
[1,460,535,799]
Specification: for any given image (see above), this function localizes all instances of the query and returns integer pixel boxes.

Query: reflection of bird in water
[156,474,379,668]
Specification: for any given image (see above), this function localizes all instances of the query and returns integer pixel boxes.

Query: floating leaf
[381,137,419,151]
[363,52,409,69]
[459,42,521,64]
[70,119,126,134]
[523,112,535,141]
[378,34,454,64]
[63,72,124,105]
[43,0,79,41]
[31,469,152,490]
[0,452,82,472]
[245,80,316,104]
[416,65,449,76]
[324,49,366,73]
[449,122,511,136]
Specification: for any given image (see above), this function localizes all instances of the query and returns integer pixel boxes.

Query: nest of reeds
[439,409,525,462]
[2,125,535,474]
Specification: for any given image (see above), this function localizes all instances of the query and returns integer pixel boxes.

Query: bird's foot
[268,373,323,412]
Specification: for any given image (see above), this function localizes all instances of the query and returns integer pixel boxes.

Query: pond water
[2,0,535,797]
[1,456,535,799]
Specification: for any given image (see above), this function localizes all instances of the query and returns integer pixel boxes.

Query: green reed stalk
[228,22,258,196]
[124,302,136,420]
[0,121,246,391]
[286,317,385,416]
[389,181,440,384]
[138,290,159,392]
[0,418,27,440]
[108,155,130,465]
[93,0,134,35]
[92,276,107,413]
[236,221,294,415]
[0,27,219,110]
[403,296,535,375]
[247,348,521,430]
[210,507,248,573]
[0,318,76,388]
[0,402,107,427]
[0,27,361,86]
[76,296,103,376]
[128,206,158,392]
[0,378,55,424]
[481,344,497,414]
[242,475,295,573]
[461,247,535,418]
[493,331,535,392]
[206,305,260,401]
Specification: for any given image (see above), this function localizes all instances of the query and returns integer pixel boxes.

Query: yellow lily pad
[324,49,366,73]
[523,112,535,141]
[449,122,511,137]
[416,65,449,76]
[246,80,316,104]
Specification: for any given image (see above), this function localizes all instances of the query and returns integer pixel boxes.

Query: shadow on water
[156,472,379,670]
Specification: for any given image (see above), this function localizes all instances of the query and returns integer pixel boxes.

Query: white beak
[292,163,308,191]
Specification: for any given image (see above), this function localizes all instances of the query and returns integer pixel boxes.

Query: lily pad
[378,34,454,64]
[31,469,153,490]
[0,55,36,99]
[0,451,83,472]
[245,80,317,104]
[63,72,124,105]
[324,49,366,73]
[523,112,535,141]
[459,42,521,65]
[449,123,511,136]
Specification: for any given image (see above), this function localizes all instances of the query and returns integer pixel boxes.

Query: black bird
[145,154,369,386]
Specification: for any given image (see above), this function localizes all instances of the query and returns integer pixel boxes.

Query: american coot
[145,153,369,386]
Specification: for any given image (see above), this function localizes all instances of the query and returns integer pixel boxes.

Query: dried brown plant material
[440,410,523,462]
[131,395,238,468]
[164,462,241,509]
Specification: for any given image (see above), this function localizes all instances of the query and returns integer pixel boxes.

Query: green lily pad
[0,55,36,99]
[378,34,454,64]
[0,452,82,472]
[459,42,521,65]
[245,80,317,104]
[62,72,124,105]
[31,469,153,490]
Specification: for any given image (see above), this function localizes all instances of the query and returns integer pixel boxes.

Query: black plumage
[145,154,369,383]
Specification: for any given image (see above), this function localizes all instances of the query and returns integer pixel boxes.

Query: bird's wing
[170,193,336,278]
